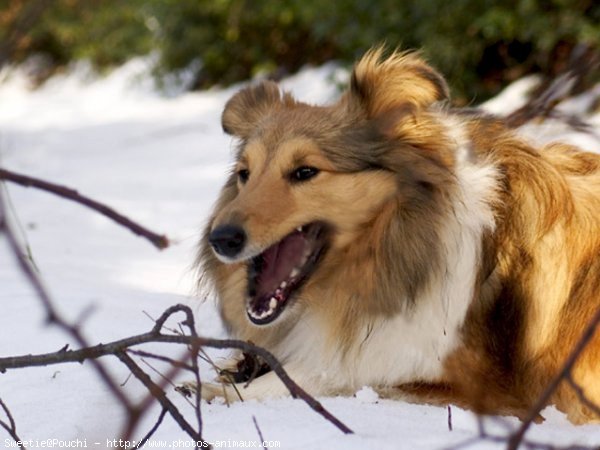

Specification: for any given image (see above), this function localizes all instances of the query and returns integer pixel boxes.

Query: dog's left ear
[222,80,293,138]
[348,47,449,120]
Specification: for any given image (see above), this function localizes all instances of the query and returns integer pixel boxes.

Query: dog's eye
[237,169,250,184]
[291,166,319,182]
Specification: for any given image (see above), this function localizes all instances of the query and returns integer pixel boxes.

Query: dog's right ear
[347,46,449,120]
[222,80,291,138]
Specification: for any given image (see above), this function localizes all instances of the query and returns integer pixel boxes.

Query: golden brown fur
[197,47,600,423]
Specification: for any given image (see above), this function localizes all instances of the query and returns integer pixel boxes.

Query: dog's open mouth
[246,222,329,325]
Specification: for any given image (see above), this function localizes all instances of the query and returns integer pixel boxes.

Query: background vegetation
[1,0,599,101]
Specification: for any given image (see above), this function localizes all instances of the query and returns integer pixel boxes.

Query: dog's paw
[212,351,270,385]
[215,355,245,384]
[175,380,199,398]
[176,380,240,403]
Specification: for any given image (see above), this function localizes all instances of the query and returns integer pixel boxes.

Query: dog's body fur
[197,48,600,423]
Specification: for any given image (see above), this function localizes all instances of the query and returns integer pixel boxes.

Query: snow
[479,75,542,116]
[354,386,379,404]
[1,57,599,449]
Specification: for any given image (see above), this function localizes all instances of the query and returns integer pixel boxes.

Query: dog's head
[201,47,455,328]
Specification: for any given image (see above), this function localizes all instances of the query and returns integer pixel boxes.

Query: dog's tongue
[255,230,306,297]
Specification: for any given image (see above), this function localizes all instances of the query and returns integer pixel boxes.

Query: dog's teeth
[290,268,300,278]
[269,297,277,310]
[296,226,303,232]
[279,281,287,289]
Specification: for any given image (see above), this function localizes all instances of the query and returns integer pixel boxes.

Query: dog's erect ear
[222,80,292,138]
[348,46,449,119]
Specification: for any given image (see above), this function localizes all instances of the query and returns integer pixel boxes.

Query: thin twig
[0,168,169,249]
[122,350,191,443]
[505,43,599,131]
[0,181,133,409]
[0,398,25,449]
[136,408,167,449]
[252,416,268,450]
[115,351,207,445]
[1,183,39,271]
[507,306,600,450]
[128,349,194,372]
[139,357,180,389]
[178,306,204,436]
[445,415,600,450]
[132,350,200,412]
[565,374,600,418]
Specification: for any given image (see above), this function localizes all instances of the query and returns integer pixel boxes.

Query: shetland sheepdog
[196,47,600,423]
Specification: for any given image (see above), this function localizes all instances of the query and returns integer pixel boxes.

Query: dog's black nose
[209,225,246,258]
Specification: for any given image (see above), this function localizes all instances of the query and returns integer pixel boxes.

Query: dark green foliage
[1,0,598,100]
[1,1,152,71]
[149,0,339,88]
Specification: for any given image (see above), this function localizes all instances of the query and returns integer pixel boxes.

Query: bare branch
[136,408,167,449]
[123,351,193,443]
[507,307,600,450]
[0,398,25,449]
[0,168,169,250]
[116,351,207,446]
[252,416,268,450]
[0,178,133,409]
[0,312,354,435]
[128,349,194,372]
[446,415,600,450]
[173,304,204,436]
[565,374,600,418]
[505,43,600,131]
[448,303,600,450]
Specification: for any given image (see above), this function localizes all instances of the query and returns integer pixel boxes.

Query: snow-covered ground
[1,58,599,450]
